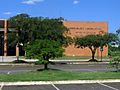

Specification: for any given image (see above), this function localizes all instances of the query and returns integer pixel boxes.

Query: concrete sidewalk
[0,56,37,63]
[0,56,110,63]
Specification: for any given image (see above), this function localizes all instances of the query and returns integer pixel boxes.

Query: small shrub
[108,56,120,72]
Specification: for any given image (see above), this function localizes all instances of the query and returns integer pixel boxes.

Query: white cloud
[22,0,44,5]
[4,12,12,15]
[73,0,79,4]
[17,13,21,15]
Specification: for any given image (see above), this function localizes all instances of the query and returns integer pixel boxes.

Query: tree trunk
[43,56,49,70]
[92,51,95,60]
[89,47,97,61]
[44,63,48,70]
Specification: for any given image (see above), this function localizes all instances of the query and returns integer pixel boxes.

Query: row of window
[68,27,102,30]
[75,32,96,34]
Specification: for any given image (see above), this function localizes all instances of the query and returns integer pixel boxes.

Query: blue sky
[0,0,120,33]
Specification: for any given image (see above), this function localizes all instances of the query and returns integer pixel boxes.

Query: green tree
[7,14,72,47]
[25,18,72,69]
[116,28,120,46]
[29,17,72,46]
[26,40,65,69]
[7,14,72,69]
[7,14,30,45]
[107,31,120,72]
[75,34,108,61]
[108,33,120,56]
[7,14,31,59]
[108,33,119,45]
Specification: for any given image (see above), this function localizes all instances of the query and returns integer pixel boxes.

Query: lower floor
[64,45,108,56]
[0,31,24,56]
[0,31,108,56]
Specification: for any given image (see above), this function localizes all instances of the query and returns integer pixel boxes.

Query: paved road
[1,82,120,90]
[0,64,117,74]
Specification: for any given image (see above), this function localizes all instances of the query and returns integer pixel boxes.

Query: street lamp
[100,47,103,62]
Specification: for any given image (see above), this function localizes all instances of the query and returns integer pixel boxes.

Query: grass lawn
[51,56,110,60]
[0,69,120,82]
[19,56,110,60]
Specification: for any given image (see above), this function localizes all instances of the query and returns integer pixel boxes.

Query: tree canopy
[7,14,31,47]
[116,28,120,46]
[26,40,65,69]
[108,33,119,45]
[7,14,72,47]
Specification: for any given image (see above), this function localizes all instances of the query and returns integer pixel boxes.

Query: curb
[0,64,35,66]
[0,62,109,66]
[0,79,120,86]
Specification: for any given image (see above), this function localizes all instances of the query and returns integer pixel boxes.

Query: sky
[0,0,120,33]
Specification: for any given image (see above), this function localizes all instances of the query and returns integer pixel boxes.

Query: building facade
[63,21,108,56]
[0,19,21,56]
[0,20,108,56]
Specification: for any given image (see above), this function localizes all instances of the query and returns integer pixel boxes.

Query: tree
[7,14,31,59]
[29,17,72,46]
[107,33,120,56]
[116,28,120,46]
[26,40,65,69]
[75,34,108,61]
[7,14,72,47]
[107,30,120,72]
[7,14,30,45]
[25,18,72,69]
[108,33,119,45]
[7,14,72,69]
[116,28,120,36]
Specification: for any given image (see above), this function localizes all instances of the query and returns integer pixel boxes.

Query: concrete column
[16,43,19,56]
[16,31,19,56]
[4,19,7,56]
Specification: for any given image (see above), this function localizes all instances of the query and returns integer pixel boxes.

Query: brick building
[63,21,108,56]
[0,20,108,56]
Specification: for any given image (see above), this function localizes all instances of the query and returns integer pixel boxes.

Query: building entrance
[0,31,4,56]
[0,32,16,56]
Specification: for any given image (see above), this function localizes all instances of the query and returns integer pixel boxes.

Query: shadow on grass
[88,59,98,62]
[37,68,61,72]
[110,70,120,72]
[11,60,29,63]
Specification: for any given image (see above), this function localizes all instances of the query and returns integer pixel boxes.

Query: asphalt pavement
[0,63,117,74]
[1,82,120,90]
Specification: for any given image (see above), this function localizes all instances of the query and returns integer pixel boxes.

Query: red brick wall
[63,21,108,56]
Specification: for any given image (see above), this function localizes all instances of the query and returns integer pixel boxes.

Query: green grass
[51,56,110,60]
[0,69,120,82]
[19,56,110,60]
